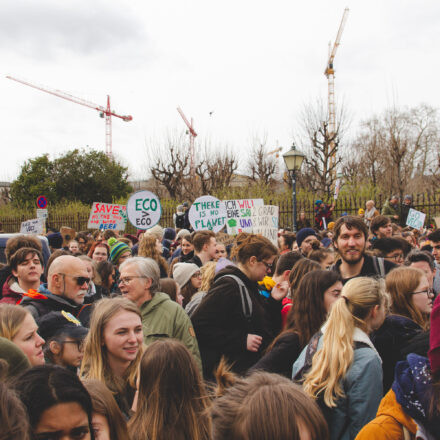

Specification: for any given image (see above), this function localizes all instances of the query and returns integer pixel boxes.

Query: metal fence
[1,192,439,233]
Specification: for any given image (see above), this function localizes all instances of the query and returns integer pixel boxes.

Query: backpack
[216,274,253,322]
[175,213,185,229]
[372,256,386,277]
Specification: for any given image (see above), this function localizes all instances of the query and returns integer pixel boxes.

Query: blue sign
[37,195,48,209]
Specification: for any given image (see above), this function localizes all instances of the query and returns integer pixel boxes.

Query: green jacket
[381,200,400,221]
[140,292,202,371]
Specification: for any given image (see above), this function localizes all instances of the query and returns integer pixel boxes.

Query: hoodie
[20,284,81,321]
[355,389,417,439]
[0,275,26,304]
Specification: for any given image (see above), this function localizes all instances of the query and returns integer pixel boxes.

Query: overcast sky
[1,0,439,182]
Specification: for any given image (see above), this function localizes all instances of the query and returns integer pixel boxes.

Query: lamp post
[283,142,305,232]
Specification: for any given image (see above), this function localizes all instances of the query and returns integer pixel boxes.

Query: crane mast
[6,75,132,158]
[176,106,197,179]
[324,7,349,177]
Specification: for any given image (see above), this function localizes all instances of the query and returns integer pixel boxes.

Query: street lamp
[283,142,305,232]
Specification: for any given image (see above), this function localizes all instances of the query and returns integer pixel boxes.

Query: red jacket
[0,276,25,305]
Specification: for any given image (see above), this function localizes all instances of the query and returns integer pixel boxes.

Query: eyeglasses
[62,340,84,351]
[259,260,274,271]
[59,274,91,286]
[411,288,434,298]
[118,276,147,285]
[387,254,404,262]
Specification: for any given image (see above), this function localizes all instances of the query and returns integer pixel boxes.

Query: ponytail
[303,277,388,407]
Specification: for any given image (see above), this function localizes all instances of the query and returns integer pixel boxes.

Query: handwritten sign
[250,205,279,245]
[406,208,426,229]
[189,195,227,233]
[20,218,45,235]
[126,190,162,230]
[87,203,127,231]
[224,198,264,235]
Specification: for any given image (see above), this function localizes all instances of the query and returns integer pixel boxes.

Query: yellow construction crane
[324,7,349,177]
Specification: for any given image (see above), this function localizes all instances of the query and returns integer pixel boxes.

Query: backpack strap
[293,330,323,383]
[372,256,386,277]
[217,274,253,322]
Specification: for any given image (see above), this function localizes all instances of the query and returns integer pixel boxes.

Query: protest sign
[126,190,162,230]
[434,217,440,229]
[334,179,341,200]
[20,218,45,235]
[189,195,227,233]
[87,203,127,231]
[250,205,279,245]
[406,208,426,229]
[224,198,264,235]
[36,209,48,219]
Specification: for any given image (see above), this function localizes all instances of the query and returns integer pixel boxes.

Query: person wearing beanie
[314,199,335,230]
[47,232,63,251]
[108,237,132,268]
[0,336,30,379]
[296,228,319,256]
[173,263,202,308]
[358,208,365,219]
[38,310,88,371]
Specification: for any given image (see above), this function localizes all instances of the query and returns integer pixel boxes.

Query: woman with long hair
[172,262,202,307]
[80,297,143,418]
[293,277,388,439]
[129,339,211,440]
[83,379,130,440]
[0,304,45,366]
[96,260,116,295]
[372,266,434,392]
[192,234,288,379]
[138,234,169,278]
[251,269,342,377]
[14,365,94,440]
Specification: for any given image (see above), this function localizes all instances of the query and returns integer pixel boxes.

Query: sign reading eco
[127,190,162,230]
[189,195,227,233]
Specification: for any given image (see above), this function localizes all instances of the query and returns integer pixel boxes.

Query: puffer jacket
[355,389,417,439]
[140,292,201,372]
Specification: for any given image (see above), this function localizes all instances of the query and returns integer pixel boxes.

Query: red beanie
[429,295,440,374]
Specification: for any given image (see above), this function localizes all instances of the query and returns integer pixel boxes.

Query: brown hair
[159,278,178,302]
[9,248,43,272]
[138,234,168,275]
[234,234,278,265]
[192,230,215,253]
[5,235,42,265]
[0,304,29,340]
[82,379,129,440]
[88,242,110,259]
[333,216,369,242]
[211,370,329,440]
[128,339,211,440]
[288,259,321,292]
[370,215,391,236]
[385,266,430,329]
[308,248,334,264]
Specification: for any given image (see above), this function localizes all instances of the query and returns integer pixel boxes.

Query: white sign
[224,198,264,235]
[334,179,341,200]
[189,195,227,233]
[406,208,426,229]
[250,205,279,245]
[87,203,127,230]
[126,190,162,230]
[20,218,45,235]
[36,209,48,219]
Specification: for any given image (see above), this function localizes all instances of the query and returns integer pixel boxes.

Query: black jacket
[249,332,302,378]
[371,314,428,393]
[191,265,282,379]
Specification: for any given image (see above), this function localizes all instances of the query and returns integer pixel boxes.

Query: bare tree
[247,135,278,185]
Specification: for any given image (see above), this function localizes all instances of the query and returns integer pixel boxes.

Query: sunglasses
[59,273,91,286]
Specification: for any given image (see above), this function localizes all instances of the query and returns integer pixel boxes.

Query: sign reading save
[189,195,227,233]
[87,203,127,230]
[127,190,162,230]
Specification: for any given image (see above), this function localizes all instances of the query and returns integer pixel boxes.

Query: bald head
[48,255,89,304]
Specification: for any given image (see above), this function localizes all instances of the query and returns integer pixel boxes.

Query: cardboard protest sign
[126,190,162,230]
[224,198,264,235]
[87,203,127,231]
[406,208,426,230]
[20,218,45,235]
[189,195,227,233]
[250,205,279,245]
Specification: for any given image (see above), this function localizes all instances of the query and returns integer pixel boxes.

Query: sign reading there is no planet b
[189,195,227,233]
[127,190,162,230]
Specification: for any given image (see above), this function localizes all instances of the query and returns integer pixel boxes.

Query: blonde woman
[80,297,143,418]
[138,234,169,278]
[292,277,388,440]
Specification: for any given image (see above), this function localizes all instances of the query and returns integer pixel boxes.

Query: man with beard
[331,216,396,284]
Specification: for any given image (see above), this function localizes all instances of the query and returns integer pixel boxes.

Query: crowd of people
[0,197,439,439]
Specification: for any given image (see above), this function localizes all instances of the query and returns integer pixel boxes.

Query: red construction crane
[6,75,132,158]
[176,106,197,179]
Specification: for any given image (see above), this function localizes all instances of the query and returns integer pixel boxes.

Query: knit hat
[145,225,164,241]
[108,237,131,264]
[315,200,323,206]
[172,263,200,288]
[38,311,88,342]
[429,295,440,374]
[176,229,191,240]
[404,194,413,201]
[321,237,332,248]
[358,208,365,215]
[327,222,335,231]
[296,228,317,248]
[215,257,236,274]
[164,228,176,241]
[47,232,63,249]
[0,336,30,379]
